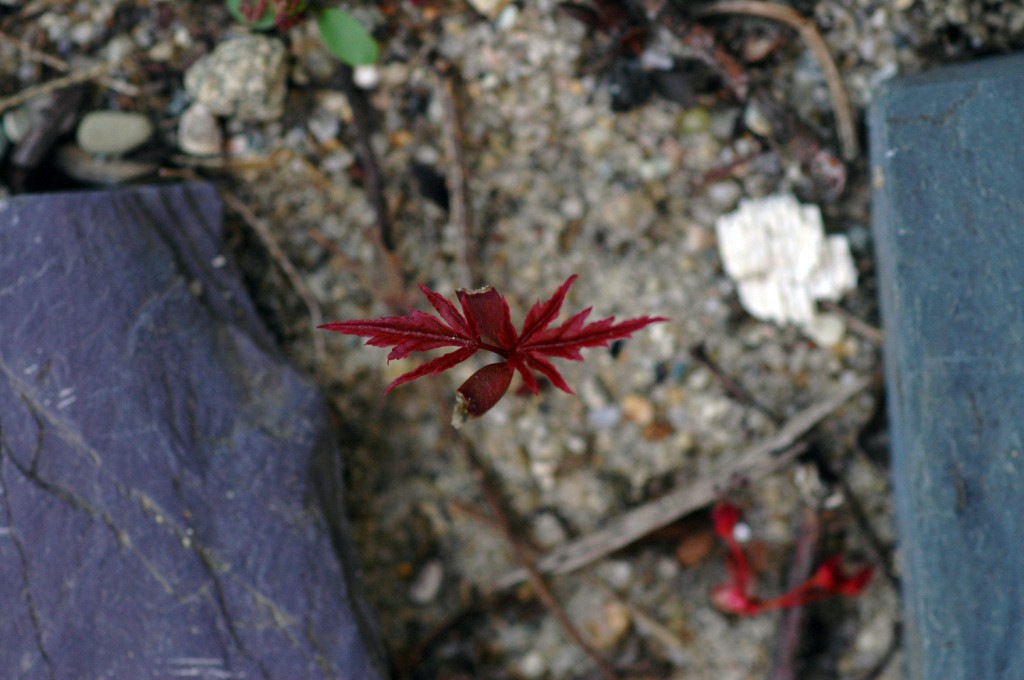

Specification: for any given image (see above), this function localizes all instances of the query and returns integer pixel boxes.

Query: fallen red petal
[711,501,742,539]
[710,502,874,616]
[711,584,762,616]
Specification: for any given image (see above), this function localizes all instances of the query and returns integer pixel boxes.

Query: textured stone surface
[0,183,386,679]
[184,36,288,122]
[871,54,1024,680]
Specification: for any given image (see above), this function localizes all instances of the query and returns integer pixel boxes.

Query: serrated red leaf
[527,312,667,361]
[519,274,577,344]
[418,283,473,337]
[386,346,478,393]
[319,276,667,418]
[457,285,517,349]
[524,354,573,394]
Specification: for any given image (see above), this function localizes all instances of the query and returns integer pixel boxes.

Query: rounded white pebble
[408,559,444,604]
[353,65,380,89]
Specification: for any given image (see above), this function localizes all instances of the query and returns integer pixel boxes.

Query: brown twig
[433,59,479,287]
[0,31,140,97]
[221,190,326,364]
[690,342,782,422]
[493,376,869,589]
[814,453,899,590]
[335,64,396,251]
[585,575,692,657]
[770,504,821,680]
[689,150,767,190]
[820,301,884,346]
[393,583,502,678]
[307,228,368,275]
[695,0,858,161]
[0,61,111,114]
[275,147,409,309]
[456,435,620,680]
[168,151,286,172]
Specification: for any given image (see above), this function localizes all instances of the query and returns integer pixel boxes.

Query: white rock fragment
[408,559,444,604]
[715,194,857,345]
[177,103,222,157]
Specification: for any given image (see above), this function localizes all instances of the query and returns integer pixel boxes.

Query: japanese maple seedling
[319,275,666,423]
[710,501,873,616]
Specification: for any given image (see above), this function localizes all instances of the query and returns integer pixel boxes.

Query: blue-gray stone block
[0,183,387,679]
[871,54,1024,680]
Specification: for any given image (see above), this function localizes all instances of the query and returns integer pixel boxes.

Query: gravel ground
[2,0,1022,678]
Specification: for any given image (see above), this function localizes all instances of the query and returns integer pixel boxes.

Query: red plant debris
[710,501,873,616]
[319,275,667,420]
[240,0,310,30]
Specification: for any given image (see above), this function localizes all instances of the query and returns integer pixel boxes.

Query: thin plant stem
[456,435,620,680]
[696,0,859,160]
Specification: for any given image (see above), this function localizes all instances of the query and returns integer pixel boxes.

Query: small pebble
[2,106,33,143]
[583,600,632,651]
[518,651,545,679]
[587,405,621,430]
[178,103,222,157]
[408,559,444,604]
[706,181,741,210]
[226,134,252,157]
[70,21,97,46]
[148,40,175,62]
[531,512,568,548]
[353,65,380,90]
[104,35,134,63]
[743,101,774,137]
[802,313,847,347]
[494,4,519,30]
[307,112,340,145]
[559,196,585,220]
[621,394,655,426]
[638,156,672,181]
[77,110,154,156]
[710,108,740,140]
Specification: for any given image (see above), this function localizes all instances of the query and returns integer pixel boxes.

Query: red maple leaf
[319,275,667,419]
[709,501,873,616]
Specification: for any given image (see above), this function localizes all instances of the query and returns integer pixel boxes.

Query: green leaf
[225,0,277,29]
[316,8,379,66]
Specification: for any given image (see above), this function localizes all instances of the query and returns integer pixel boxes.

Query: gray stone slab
[871,54,1024,680]
[0,183,387,679]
